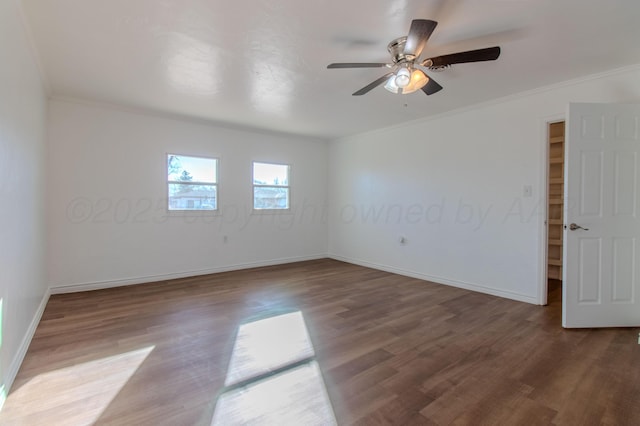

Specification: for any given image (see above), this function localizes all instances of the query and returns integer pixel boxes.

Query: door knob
[569,223,589,231]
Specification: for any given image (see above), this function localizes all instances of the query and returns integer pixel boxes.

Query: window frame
[252,161,291,212]
[166,153,219,213]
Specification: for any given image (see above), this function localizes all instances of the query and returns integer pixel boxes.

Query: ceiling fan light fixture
[394,67,411,88]
[328,19,501,97]
[383,75,401,94]
[405,68,429,93]
[384,68,429,94]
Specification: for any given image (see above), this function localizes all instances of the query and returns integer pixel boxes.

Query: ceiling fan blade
[327,63,388,69]
[425,46,501,67]
[404,19,438,58]
[421,74,443,95]
[352,72,394,96]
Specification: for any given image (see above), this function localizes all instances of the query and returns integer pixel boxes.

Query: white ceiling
[21,0,640,140]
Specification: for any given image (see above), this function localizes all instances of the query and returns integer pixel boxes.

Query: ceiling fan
[327,19,500,96]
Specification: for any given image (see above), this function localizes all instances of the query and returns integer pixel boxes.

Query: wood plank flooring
[1,259,639,425]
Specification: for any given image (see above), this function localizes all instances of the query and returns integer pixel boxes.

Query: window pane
[168,183,217,210]
[253,187,289,209]
[253,162,289,186]
[168,155,217,183]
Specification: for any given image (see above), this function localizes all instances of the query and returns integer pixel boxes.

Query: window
[167,154,218,211]
[253,162,290,210]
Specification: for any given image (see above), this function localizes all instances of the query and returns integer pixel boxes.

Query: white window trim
[166,153,220,214]
[252,161,291,213]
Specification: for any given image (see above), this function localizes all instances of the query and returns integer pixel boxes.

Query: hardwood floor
[2,259,639,425]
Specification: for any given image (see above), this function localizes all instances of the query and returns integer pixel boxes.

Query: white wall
[328,65,640,304]
[47,99,328,291]
[0,0,49,401]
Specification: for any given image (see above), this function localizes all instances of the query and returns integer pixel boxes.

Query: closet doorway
[546,121,565,297]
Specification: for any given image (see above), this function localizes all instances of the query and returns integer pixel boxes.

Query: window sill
[166,209,221,217]
[251,209,293,215]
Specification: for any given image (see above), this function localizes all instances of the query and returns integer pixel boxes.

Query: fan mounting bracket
[387,36,416,64]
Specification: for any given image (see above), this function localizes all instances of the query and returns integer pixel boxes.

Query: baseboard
[50,254,328,294]
[1,287,51,409]
[329,254,538,305]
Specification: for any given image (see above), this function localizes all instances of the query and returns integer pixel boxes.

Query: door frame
[538,113,566,306]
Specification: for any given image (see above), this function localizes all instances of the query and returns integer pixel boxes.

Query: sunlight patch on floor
[0,298,4,411]
[213,311,336,425]
[0,385,5,413]
[0,346,154,424]
[212,361,336,425]
[224,311,315,386]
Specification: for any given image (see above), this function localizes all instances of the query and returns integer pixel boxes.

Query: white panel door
[563,103,640,328]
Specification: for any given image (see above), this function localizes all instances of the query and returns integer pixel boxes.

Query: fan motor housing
[387,36,411,63]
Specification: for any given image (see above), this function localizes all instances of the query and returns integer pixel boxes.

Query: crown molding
[49,94,330,143]
[15,0,52,96]
[335,62,640,142]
